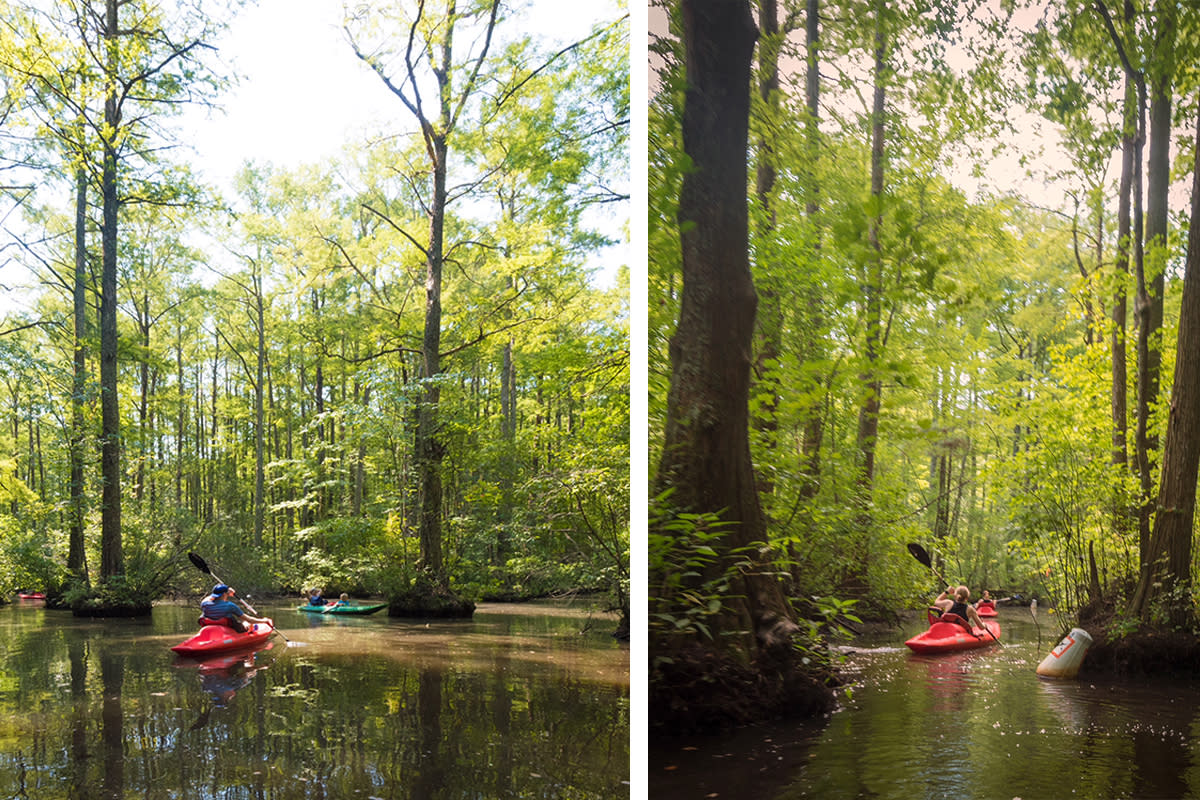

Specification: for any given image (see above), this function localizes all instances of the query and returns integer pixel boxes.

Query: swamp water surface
[652,610,1200,799]
[0,598,629,799]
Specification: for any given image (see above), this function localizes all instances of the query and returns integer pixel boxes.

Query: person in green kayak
[200,584,273,633]
[930,585,986,632]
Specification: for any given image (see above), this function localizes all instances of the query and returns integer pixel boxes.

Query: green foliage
[0,517,66,595]
[810,595,864,637]
[0,2,628,611]
[648,492,747,649]
[1141,578,1198,633]
[1107,610,1141,640]
[646,0,1199,633]
[62,517,183,612]
[292,517,395,596]
[64,574,151,614]
[792,595,864,673]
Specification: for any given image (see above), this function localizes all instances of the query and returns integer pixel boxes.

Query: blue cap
[211,584,230,596]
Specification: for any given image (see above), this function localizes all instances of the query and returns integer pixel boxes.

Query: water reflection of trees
[0,624,629,798]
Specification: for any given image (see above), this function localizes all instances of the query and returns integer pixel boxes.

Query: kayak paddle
[907,542,950,588]
[186,551,291,643]
[906,543,1001,646]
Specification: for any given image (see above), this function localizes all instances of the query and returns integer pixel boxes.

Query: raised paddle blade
[187,552,213,576]
[907,543,932,568]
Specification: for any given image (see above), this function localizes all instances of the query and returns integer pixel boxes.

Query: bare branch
[363,203,430,258]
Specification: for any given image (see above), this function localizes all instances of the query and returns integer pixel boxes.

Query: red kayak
[171,622,274,655]
[976,600,998,617]
[905,613,1001,654]
[17,592,45,600]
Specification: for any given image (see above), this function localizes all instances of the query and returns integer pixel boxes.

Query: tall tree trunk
[1129,107,1200,628]
[1096,0,1145,549]
[176,323,184,509]
[353,383,369,517]
[852,0,887,587]
[348,0,498,609]
[1111,61,1137,547]
[313,292,326,522]
[1070,195,1097,344]
[750,0,782,498]
[99,0,123,580]
[654,0,798,657]
[136,293,150,504]
[798,0,825,501]
[417,133,448,588]
[1136,5,1173,560]
[1112,72,1134,470]
[68,164,89,585]
[856,2,886,490]
[497,336,515,563]
[208,332,218,522]
[254,271,265,547]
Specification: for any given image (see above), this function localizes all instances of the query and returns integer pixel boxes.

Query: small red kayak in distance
[171,622,274,656]
[976,600,998,617]
[17,592,46,600]
[905,614,1001,654]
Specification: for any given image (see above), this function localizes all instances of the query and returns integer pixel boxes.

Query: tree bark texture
[655,0,796,656]
[856,0,886,497]
[69,164,89,583]
[1136,6,1173,559]
[254,271,266,547]
[1112,72,1134,471]
[99,0,123,579]
[751,0,782,498]
[1129,106,1200,628]
[417,133,448,588]
[797,0,825,500]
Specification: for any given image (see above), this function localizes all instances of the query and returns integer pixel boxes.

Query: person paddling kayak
[200,584,273,633]
[930,585,987,632]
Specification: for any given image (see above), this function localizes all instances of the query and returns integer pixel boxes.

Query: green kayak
[297,602,387,615]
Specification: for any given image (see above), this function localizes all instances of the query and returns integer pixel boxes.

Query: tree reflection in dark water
[100,650,124,799]
[0,601,628,799]
[651,615,1200,800]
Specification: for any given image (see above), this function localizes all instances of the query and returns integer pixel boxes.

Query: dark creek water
[0,598,629,799]
[651,610,1200,799]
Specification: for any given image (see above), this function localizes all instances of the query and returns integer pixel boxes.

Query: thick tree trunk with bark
[99,0,123,580]
[654,0,795,657]
[349,0,495,618]
[68,165,89,585]
[1129,108,1200,629]
[417,135,448,589]
[1096,0,1146,552]
[651,2,836,731]
[1136,8,1173,559]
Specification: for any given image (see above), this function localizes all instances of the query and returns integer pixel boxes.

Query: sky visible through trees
[0,0,626,318]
